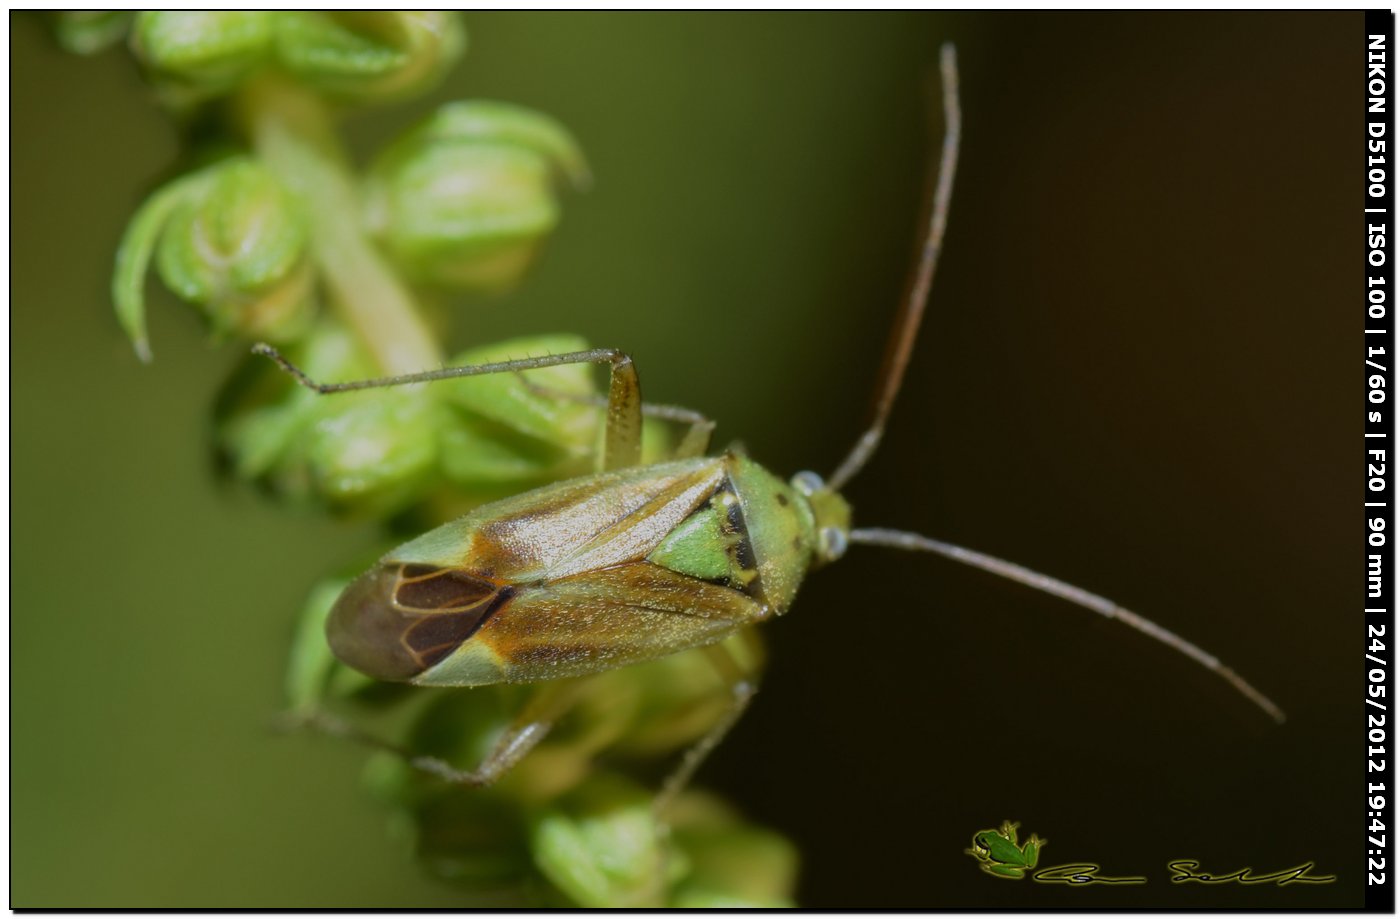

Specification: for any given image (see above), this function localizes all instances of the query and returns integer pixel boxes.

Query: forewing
[414,562,768,686]
[388,457,726,581]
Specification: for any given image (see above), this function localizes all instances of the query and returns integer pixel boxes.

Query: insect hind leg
[278,678,589,787]
[253,342,645,471]
[513,374,716,461]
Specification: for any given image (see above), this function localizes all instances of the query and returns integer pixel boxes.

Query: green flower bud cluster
[216,322,440,518]
[365,102,589,290]
[288,580,799,907]
[109,19,583,359]
[72,11,803,906]
[218,328,677,518]
[129,11,464,107]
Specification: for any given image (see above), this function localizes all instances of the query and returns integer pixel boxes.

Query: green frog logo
[965,821,1045,879]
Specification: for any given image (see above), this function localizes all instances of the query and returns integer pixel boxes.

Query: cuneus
[257,45,1283,817]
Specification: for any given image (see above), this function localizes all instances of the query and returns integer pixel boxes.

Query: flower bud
[216,322,442,517]
[667,791,799,908]
[301,385,441,515]
[365,102,587,289]
[393,779,533,892]
[285,576,354,713]
[273,11,465,104]
[52,11,132,55]
[130,11,272,100]
[157,158,315,341]
[531,773,667,908]
[114,157,315,361]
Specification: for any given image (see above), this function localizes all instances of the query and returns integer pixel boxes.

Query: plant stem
[239,76,440,375]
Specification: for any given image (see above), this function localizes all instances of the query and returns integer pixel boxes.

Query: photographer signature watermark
[965,822,1336,886]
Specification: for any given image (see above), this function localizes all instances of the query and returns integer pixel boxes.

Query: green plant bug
[255,45,1284,811]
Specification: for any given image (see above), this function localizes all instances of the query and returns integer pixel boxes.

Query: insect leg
[665,406,716,459]
[283,678,589,787]
[651,637,759,819]
[253,343,644,471]
[514,375,716,460]
[410,680,587,786]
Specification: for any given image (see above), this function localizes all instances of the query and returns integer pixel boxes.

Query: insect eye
[820,526,848,561]
[791,470,825,496]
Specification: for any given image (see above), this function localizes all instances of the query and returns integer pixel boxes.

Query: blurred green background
[13,11,1358,907]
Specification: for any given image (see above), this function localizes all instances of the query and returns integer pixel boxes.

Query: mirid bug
[257,45,1283,809]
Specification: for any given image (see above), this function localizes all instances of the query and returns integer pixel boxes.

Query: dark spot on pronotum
[710,477,765,601]
[724,498,742,533]
[776,492,790,507]
[733,535,757,574]
[724,498,757,573]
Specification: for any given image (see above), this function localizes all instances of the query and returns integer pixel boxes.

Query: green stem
[239,76,440,375]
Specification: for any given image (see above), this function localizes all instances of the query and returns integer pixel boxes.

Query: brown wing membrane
[396,564,497,610]
[327,563,512,681]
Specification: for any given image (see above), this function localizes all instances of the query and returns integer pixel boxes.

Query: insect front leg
[253,343,645,471]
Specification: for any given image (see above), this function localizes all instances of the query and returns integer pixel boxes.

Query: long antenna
[828,43,961,492]
[847,527,1286,723]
